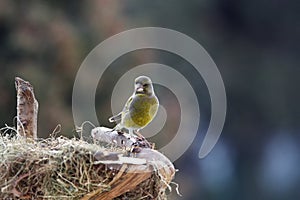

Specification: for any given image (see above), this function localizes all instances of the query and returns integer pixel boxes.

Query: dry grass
[0,134,173,199]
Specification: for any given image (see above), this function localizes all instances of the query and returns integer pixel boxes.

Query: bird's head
[134,76,154,96]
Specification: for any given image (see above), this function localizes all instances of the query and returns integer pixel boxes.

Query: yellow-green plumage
[122,94,158,128]
[109,76,159,136]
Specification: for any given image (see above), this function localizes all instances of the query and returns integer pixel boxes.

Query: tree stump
[0,77,176,199]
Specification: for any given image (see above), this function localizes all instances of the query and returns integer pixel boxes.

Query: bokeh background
[0,0,299,199]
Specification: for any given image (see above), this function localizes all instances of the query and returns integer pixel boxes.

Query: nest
[0,135,175,199]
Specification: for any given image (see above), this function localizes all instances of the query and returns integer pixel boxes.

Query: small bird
[109,76,159,137]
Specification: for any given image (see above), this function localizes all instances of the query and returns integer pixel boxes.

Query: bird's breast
[124,95,158,128]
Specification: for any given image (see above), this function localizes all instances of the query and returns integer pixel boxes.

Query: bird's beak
[136,83,144,92]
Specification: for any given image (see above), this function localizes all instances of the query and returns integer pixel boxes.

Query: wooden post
[15,77,38,139]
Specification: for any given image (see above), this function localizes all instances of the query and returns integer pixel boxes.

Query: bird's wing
[108,96,133,123]
[123,95,133,114]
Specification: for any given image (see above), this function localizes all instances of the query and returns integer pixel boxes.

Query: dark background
[0,0,299,199]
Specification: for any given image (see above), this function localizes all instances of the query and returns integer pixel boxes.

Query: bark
[15,77,38,139]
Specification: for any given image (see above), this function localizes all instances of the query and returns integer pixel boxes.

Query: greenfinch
[109,76,159,137]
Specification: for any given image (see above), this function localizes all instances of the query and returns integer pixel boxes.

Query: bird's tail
[108,113,122,123]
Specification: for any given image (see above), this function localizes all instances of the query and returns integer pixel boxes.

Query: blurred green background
[0,0,299,199]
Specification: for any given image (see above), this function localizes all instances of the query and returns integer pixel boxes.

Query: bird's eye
[143,83,149,87]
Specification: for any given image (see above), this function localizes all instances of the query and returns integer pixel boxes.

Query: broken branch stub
[15,77,38,139]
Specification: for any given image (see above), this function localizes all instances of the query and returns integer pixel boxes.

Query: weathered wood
[91,127,136,148]
[89,127,176,199]
[82,148,175,200]
[82,165,152,200]
[91,127,152,150]
[15,77,38,139]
